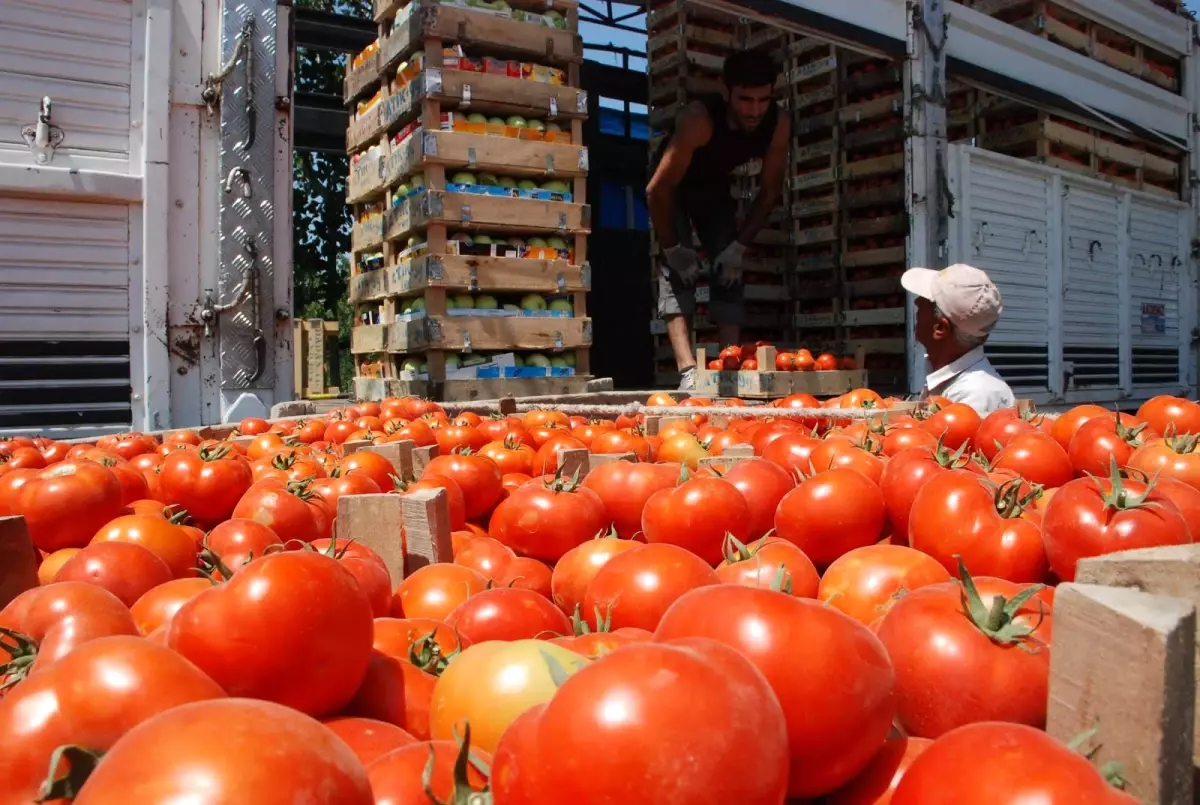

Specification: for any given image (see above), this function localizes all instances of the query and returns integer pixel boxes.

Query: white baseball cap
[901,263,1003,338]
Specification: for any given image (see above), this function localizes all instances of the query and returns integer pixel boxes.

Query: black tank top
[654,94,780,194]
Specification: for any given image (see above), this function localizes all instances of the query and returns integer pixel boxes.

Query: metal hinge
[21,97,64,164]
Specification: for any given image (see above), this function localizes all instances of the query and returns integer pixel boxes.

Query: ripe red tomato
[344,648,437,739]
[583,543,719,631]
[881,444,979,543]
[760,430,821,475]
[775,469,886,565]
[129,577,212,635]
[97,458,151,505]
[91,514,199,580]
[828,734,932,805]
[1049,403,1110,451]
[366,740,490,804]
[1127,435,1200,491]
[444,587,571,643]
[972,409,1037,462]
[488,475,608,563]
[52,541,173,607]
[158,446,254,527]
[1137,395,1200,436]
[0,635,225,802]
[204,517,281,576]
[15,461,125,551]
[392,563,487,621]
[715,536,819,597]
[589,429,651,461]
[232,478,331,544]
[876,574,1051,738]
[641,475,751,565]
[0,467,35,517]
[71,698,374,805]
[992,431,1074,489]
[454,535,515,581]
[919,402,981,450]
[656,586,896,798]
[321,717,416,767]
[819,544,952,626]
[880,425,937,456]
[310,538,393,618]
[1067,412,1154,476]
[815,352,839,370]
[1041,472,1191,581]
[551,530,642,617]
[908,471,1048,582]
[499,556,554,598]
[167,551,374,718]
[582,460,679,538]
[499,639,789,804]
[333,450,394,492]
[891,722,1137,805]
[0,582,138,678]
[721,458,796,539]
[425,453,504,520]
[480,435,537,475]
[810,437,885,485]
[549,627,651,658]
[398,473,467,530]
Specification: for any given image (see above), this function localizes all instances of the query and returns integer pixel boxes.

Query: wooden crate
[694,346,867,399]
[293,319,342,398]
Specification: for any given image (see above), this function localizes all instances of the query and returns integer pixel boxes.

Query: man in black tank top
[647,49,791,390]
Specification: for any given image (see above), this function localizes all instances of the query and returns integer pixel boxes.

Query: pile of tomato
[705,342,856,372]
[2,390,1198,804]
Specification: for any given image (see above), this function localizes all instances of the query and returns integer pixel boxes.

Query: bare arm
[646,103,713,249]
[736,112,791,246]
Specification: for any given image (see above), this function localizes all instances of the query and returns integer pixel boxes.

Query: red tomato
[919,402,982,450]
[751,420,806,456]
[480,435,536,475]
[334,450,395,492]
[3,446,46,470]
[972,409,1036,462]
[589,429,651,461]
[311,538,393,618]
[487,475,608,563]
[816,352,839,371]
[876,573,1051,738]
[444,587,571,643]
[1067,412,1154,476]
[344,649,437,739]
[311,473,383,514]
[90,514,199,580]
[499,556,554,598]
[1049,403,1110,451]
[760,430,821,475]
[52,541,173,607]
[98,458,151,506]
[500,639,789,804]
[828,735,932,805]
[880,425,937,457]
[891,722,1137,805]
[1127,435,1200,492]
[818,545,952,626]
[549,628,651,658]
[398,474,467,531]
[656,586,896,798]
[715,536,819,597]
[880,444,980,543]
[70,698,373,804]
[908,471,1048,583]
[582,459,679,539]
[158,446,254,528]
[15,461,125,551]
[232,478,331,544]
[204,517,281,576]
[0,635,225,802]
[721,458,796,539]
[641,475,751,565]
[0,468,35,517]
[166,551,374,718]
[1041,471,1191,582]
[322,717,416,767]
[392,563,487,621]
[775,469,886,566]
[810,437,885,485]
[366,740,490,804]
[991,431,1073,489]
[0,583,137,679]
[424,453,504,520]
[551,530,642,617]
[582,543,719,631]
[433,424,488,455]
[1137,395,1200,436]
[129,577,213,635]
[454,535,515,581]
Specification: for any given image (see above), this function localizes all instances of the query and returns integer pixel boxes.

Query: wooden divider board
[337,487,453,583]
[0,516,38,609]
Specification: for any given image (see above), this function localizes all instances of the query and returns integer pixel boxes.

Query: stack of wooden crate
[344,0,593,402]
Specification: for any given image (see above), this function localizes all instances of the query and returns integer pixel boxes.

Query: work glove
[664,244,700,287]
[714,241,747,288]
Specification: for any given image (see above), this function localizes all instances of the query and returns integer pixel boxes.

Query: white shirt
[920,347,1016,416]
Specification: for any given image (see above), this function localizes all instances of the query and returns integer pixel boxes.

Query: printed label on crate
[795,312,838,328]
[445,182,572,203]
[388,259,430,293]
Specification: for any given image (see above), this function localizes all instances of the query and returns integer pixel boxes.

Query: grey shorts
[656,190,744,327]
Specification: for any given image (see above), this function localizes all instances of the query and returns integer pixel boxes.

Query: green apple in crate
[520,294,548,311]
[450,171,477,185]
[548,298,573,314]
[525,353,552,368]
[475,295,499,309]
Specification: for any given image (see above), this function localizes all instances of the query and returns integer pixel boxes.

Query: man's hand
[714,241,747,288]
[664,244,700,287]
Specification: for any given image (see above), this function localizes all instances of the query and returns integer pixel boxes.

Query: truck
[2,0,1196,435]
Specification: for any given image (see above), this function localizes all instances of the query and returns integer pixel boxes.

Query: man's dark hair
[723,48,778,88]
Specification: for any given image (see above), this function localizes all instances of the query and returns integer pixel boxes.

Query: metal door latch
[22,97,64,164]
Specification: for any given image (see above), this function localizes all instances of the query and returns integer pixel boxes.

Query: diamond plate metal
[219,0,277,390]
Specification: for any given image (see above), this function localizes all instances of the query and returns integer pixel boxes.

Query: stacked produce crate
[344,0,592,401]
[963,0,1186,199]
[788,40,909,391]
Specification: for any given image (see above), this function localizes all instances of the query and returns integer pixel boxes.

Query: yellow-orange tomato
[818,544,951,626]
[657,433,709,470]
[37,548,81,585]
[130,577,214,635]
[391,563,487,621]
[429,640,589,755]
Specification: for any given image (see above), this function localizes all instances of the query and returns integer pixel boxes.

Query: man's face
[914,297,936,351]
[727,84,773,132]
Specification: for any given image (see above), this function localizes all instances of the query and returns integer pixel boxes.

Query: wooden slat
[421,315,592,351]
[385,190,590,243]
[0,516,38,609]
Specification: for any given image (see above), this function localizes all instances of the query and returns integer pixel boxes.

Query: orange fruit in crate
[741,359,759,371]
[775,352,796,372]
[815,353,839,371]
[794,352,816,372]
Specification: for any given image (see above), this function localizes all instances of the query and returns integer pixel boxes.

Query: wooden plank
[420,129,588,179]
[305,318,325,398]
[1047,583,1196,805]
[842,152,906,179]
[383,254,587,297]
[419,315,593,352]
[337,494,406,585]
[839,92,902,124]
[793,223,838,246]
[0,516,38,608]
[368,375,593,402]
[361,440,417,481]
[351,212,385,253]
[348,143,388,204]
[844,213,907,239]
[413,444,440,477]
[349,269,389,304]
[843,245,906,268]
[399,488,454,574]
[556,447,590,479]
[344,50,381,106]
[412,190,590,238]
[1076,546,1200,777]
[351,324,389,355]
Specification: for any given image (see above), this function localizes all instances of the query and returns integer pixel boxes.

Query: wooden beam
[413,444,440,477]
[399,488,453,574]
[361,440,416,481]
[336,494,406,585]
[0,516,38,608]
[1047,582,1196,805]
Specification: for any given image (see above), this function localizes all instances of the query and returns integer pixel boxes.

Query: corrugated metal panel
[0,196,132,432]
[1062,184,1120,389]
[1128,198,1183,386]
[0,0,133,167]
[965,156,1051,390]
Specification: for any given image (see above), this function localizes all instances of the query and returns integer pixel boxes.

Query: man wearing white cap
[900,263,1016,415]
